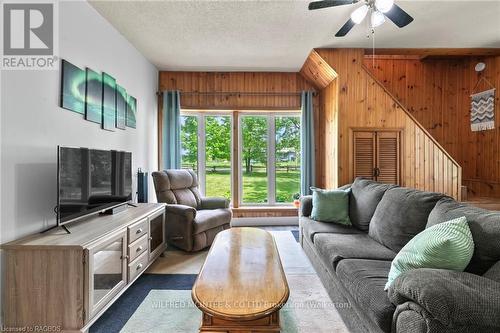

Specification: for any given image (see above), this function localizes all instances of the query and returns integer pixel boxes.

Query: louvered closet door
[353,131,376,180]
[376,132,400,184]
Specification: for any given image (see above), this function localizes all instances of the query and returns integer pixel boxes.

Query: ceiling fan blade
[335,18,356,37]
[384,4,414,28]
[308,0,357,10]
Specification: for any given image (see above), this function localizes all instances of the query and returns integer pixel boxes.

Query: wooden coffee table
[192,227,289,333]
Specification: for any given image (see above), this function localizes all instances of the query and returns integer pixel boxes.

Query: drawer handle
[136,228,143,234]
[121,255,129,260]
[136,263,143,271]
[136,246,143,252]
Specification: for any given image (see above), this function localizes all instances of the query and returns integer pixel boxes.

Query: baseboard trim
[231,216,299,227]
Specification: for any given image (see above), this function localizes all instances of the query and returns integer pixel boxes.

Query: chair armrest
[200,197,229,209]
[388,268,500,328]
[300,195,312,217]
[165,204,197,221]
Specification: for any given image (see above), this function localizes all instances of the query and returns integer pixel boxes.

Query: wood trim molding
[299,50,338,90]
[364,48,500,57]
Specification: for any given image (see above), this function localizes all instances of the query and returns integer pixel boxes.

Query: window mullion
[198,115,206,196]
[268,115,276,205]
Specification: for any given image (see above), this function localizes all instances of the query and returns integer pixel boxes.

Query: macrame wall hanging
[470,75,496,132]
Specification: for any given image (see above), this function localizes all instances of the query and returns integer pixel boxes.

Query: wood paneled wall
[159,72,316,110]
[318,79,339,188]
[364,56,500,198]
[316,49,462,199]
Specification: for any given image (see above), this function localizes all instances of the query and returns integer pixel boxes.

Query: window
[275,116,301,203]
[205,116,232,199]
[181,113,232,200]
[240,115,268,203]
[180,111,301,206]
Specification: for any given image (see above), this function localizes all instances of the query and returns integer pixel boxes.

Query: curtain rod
[180,91,303,96]
[156,91,318,97]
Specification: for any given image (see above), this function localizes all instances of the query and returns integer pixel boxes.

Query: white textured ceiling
[89,0,500,71]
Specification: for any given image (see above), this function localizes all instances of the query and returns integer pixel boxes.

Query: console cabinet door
[148,209,166,261]
[85,229,128,321]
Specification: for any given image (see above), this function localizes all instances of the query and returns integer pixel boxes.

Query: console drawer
[128,234,148,261]
[128,218,148,243]
[128,251,148,282]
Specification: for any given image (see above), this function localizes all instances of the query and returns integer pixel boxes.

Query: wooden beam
[364,48,500,58]
[364,55,422,60]
[299,50,337,90]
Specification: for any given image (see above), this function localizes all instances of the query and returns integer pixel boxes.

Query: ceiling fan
[308,0,414,37]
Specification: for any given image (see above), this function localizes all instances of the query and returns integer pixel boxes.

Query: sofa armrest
[166,204,197,221]
[200,197,229,210]
[300,195,313,217]
[388,268,500,329]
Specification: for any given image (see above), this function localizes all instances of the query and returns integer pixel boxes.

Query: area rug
[120,290,300,333]
[90,230,348,333]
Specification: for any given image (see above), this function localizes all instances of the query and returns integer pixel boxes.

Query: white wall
[0,0,159,323]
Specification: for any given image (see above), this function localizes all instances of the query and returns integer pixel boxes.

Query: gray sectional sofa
[299,178,500,333]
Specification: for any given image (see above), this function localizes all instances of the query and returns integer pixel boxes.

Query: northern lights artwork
[85,68,102,124]
[59,59,137,131]
[126,95,137,129]
[116,85,127,130]
[102,72,116,131]
[60,60,86,114]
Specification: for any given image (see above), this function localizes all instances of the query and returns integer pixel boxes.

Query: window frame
[180,110,300,207]
[180,110,233,197]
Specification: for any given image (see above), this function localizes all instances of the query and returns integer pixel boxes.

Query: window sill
[231,206,298,218]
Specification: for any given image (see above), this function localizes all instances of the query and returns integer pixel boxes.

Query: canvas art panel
[126,95,137,129]
[102,72,116,131]
[60,60,86,114]
[116,85,127,130]
[85,68,103,124]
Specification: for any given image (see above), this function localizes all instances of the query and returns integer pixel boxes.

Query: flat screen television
[57,146,132,225]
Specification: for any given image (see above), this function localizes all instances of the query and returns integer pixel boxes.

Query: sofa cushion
[484,261,500,283]
[193,209,232,234]
[369,187,445,252]
[350,178,397,231]
[301,216,364,243]
[311,188,351,225]
[385,216,474,290]
[336,259,395,333]
[427,197,500,274]
[314,233,396,269]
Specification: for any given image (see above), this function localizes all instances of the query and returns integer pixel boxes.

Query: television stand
[1,203,166,332]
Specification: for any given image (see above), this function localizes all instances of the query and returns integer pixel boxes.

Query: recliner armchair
[152,169,231,252]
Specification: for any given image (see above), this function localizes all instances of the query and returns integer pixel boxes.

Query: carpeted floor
[90,229,349,333]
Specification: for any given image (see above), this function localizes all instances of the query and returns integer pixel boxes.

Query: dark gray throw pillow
[427,197,500,275]
[349,178,397,231]
[368,187,445,252]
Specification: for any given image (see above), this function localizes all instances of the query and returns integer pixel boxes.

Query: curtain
[300,91,316,195]
[162,91,181,170]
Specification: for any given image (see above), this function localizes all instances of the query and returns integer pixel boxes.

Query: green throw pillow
[385,216,474,290]
[310,188,351,225]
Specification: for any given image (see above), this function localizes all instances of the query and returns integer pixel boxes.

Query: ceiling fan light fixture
[375,0,394,13]
[371,10,386,28]
[351,4,369,24]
